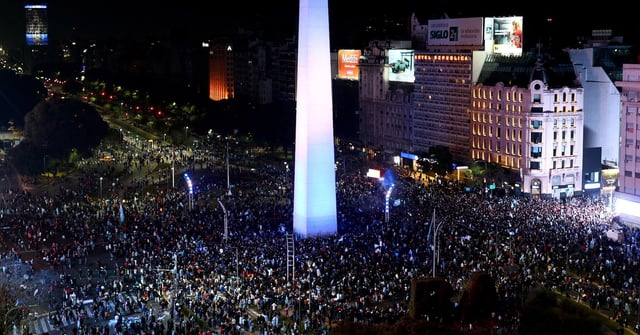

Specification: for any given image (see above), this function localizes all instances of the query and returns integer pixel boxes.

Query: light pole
[431,209,445,277]
[217,198,228,241]
[383,182,395,223]
[226,139,232,196]
[171,146,175,189]
[99,177,103,199]
[184,173,193,210]
[173,253,178,333]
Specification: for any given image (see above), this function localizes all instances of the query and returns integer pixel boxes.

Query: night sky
[1,1,638,51]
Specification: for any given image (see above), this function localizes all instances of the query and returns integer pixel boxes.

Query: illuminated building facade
[471,55,584,198]
[413,52,474,162]
[208,43,234,101]
[25,4,48,46]
[293,0,337,237]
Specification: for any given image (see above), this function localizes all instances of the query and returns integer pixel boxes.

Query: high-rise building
[25,4,48,46]
[293,0,337,237]
[616,64,640,196]
[208,42,234,101]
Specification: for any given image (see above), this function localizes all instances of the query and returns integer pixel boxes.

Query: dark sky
[1,1,638,51]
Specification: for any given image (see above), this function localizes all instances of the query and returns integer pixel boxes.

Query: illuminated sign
[484,16,523,56]
[427,17,484,46]
[366,169,381,179]
[337,49,361,80]
[388,49,415,83]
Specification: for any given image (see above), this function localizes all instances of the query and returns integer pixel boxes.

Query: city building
[25,4,48,47]
[24,3,49,75]
[358,40,414,157]
[471,52,584,198]
[616,64,640,197]
[207,41,234,101]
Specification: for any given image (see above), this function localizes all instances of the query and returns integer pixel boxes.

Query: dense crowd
[1,138,639,335]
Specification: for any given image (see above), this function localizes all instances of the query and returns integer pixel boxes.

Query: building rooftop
[476,50,579,89]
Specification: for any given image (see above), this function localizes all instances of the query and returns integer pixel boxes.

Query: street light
[431,209,445,277]
[217,198,228,241]
[184,173,193,210]
[173,253,178,333]
[384,183,395,223]
[99,177,103,199]
[171,146,175,189]
[226,139,232,196]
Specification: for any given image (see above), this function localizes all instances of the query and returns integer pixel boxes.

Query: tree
[428,146,454,176]
[7,98,109,175]
[0,265,36,335]
[0,69,47,129]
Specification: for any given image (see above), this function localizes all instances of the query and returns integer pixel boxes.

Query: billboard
[388,49,415,83]
[484,16,523,56]
[427,17,484,46]
[337,49,361,80]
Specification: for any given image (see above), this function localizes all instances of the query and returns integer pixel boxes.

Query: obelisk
[293,0,337,237]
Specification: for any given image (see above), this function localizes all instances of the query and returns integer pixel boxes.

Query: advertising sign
[337,49,361,80]
[427,17,484,46]
[388,49,415,83]
[484,16,523,56]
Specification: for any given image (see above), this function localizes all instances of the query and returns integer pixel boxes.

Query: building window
[533,93,541,103]
[531,132,542,144]
[531,120,542,129]
[530,161,540,169]
[531,146,542,158]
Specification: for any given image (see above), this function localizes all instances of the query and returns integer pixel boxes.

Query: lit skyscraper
[25,4,48,46]
[293,0,337,237]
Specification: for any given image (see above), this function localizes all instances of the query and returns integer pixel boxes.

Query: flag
[119,202,125,223]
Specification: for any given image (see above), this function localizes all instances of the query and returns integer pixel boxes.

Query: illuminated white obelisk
[293,0,337,237]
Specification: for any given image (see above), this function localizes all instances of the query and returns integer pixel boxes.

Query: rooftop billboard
[427,17,483,46]
[484,16,523,56]
[388,49,415,83]
[337,49,361,80]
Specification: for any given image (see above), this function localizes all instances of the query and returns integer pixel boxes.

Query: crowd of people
[1,135,639,335]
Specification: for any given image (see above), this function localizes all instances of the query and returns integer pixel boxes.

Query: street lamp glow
[183,173,193,210]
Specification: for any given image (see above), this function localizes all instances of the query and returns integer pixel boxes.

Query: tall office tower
[25,4,48,46]
[293,0,337,237]
[208,42,234,101]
